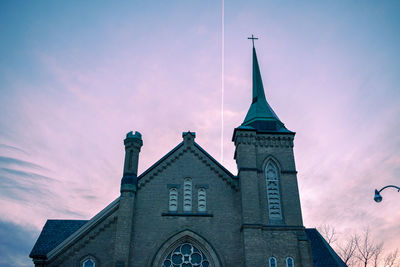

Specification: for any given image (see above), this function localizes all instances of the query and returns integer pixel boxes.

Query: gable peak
[182,131,196,146]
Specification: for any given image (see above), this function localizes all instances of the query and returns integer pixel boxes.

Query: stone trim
[281,170,298,174]
[138,149,185,189]
[234,132,294,148]
[55,216,117,266]
[189,147,239,191]
[167,184,181,189]
[237,167,297,175]
[195,184,209,189]
[148,229,224,267]
[161,212,213,217]
[238,167,259,172]
[46,198,120,261]
[138,143,238,191]
[240,223,305,232]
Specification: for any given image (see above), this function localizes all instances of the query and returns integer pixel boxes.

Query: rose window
[162,242,210,267]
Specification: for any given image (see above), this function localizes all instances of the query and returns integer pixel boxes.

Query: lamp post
[374,185,400,203]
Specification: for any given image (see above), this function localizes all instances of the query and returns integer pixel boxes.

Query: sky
[0,0,399,266]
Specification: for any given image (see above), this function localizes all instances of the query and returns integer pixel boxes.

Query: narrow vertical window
[169,188,178,212]
[198,188,206,212]
[269,257,277,267]
[183,178,192,212]
[83,258,95,267]
[286,257,294,267]
[265,160,283,220]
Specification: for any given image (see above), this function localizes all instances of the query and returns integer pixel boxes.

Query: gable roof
[137,140,237,184]
[30,197,119,260]
[29,220,88,259]
[305,228,346,267]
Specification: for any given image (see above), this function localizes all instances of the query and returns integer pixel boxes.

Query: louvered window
[183,178,192,212]
[169,188,178,212]
[266,161,282,220]
[198,188,206,212]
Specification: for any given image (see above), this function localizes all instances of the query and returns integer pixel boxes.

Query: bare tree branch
[337,234,358,266]
[319,224,338,245]
[355,228,384,267]
[373,242,384,267]
[384,249,399,267]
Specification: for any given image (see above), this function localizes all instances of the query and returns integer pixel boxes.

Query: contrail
[220,0,224,164]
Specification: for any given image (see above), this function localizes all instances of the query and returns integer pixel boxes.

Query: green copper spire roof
[241,46,291,132]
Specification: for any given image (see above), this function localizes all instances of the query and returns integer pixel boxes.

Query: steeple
[242,45,291,132]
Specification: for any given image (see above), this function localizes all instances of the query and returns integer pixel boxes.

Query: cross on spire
[248,34,258,47]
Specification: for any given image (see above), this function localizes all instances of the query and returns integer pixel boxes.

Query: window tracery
[162,242,209,267]
[265,160,282,220]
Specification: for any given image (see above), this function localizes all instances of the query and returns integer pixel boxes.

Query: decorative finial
[248,34,258,47]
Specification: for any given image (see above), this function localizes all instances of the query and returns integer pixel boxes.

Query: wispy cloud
[0,220,37,267]
[0,156,46,171]
[0,1,399,264]
[0,144,28,155]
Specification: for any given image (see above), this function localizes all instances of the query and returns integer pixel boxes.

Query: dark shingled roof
[306,228,347,267]
[29,220,88,259]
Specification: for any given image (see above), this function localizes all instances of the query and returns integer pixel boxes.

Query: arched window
[169,188,178,212]
[265,160,282,220]
[269,257,277,267]
[82,258,95,267]
[162,242,209,267]
[286,257,294,267]
[183,178,192,212]
[198,188,206,212]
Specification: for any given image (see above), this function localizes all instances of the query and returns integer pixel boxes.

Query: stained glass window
[269,257,276,267]
[83,258,95,267]
[286,257,294,267]
[162,242,209,267]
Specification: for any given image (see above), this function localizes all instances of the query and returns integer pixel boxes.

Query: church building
[30,45,346,267]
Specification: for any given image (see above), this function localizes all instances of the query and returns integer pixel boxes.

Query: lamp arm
[377,185,400,194]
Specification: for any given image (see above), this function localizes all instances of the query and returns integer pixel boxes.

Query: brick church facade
[30,46,346,267]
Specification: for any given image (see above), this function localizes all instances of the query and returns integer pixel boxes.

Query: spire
[242,42,290,132]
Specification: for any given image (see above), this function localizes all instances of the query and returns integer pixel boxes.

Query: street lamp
[374,185,400,203]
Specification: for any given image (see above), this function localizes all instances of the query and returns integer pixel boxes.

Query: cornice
[240,223,305,232]
[138,148,186,189]
[189,146,239,191]
[234,132,294,148]
[138,144,238,191]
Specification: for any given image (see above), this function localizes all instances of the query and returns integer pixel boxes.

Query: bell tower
[233,40,313,267]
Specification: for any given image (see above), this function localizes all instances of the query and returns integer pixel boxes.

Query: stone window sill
[161,212,213,217]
